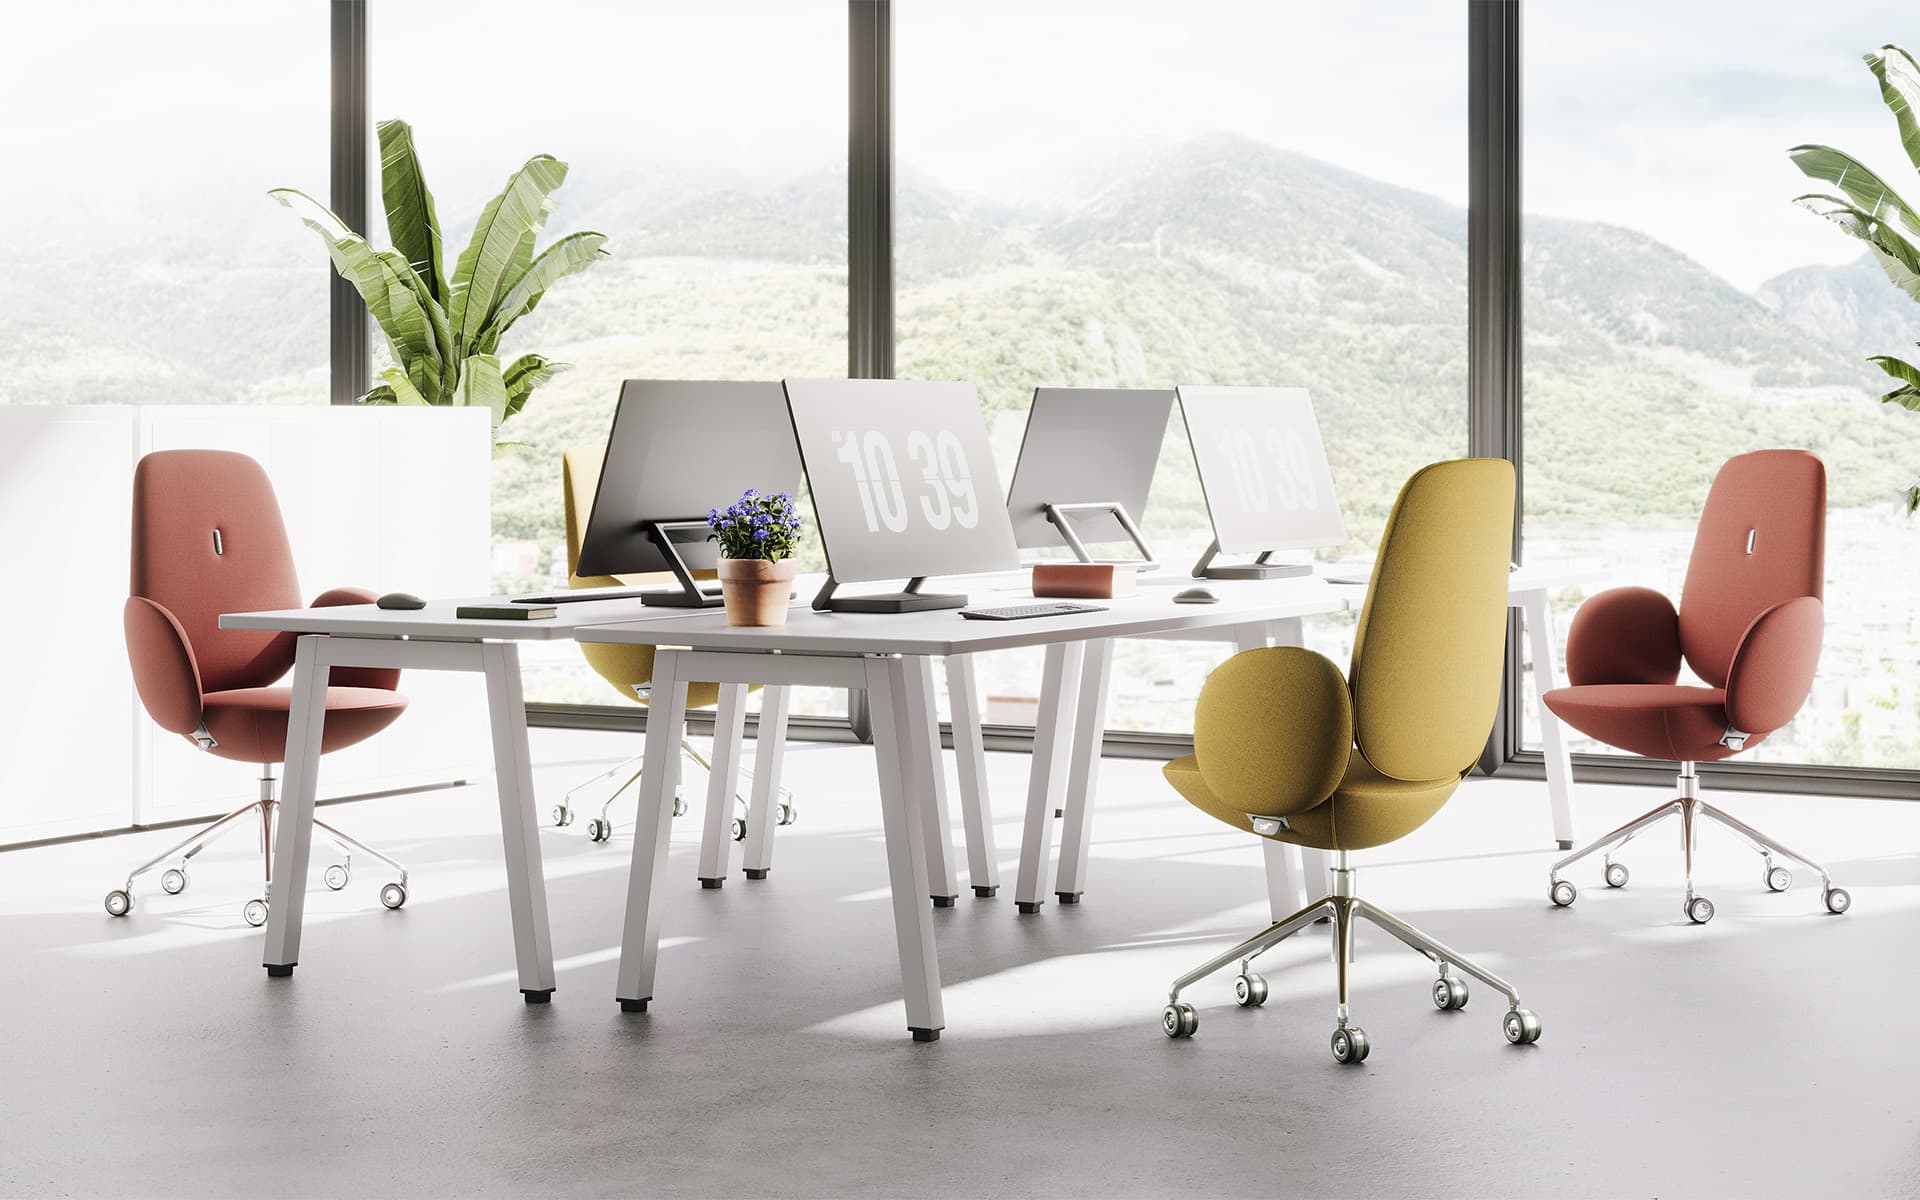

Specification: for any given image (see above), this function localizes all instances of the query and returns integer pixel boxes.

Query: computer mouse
[376,592,426,611]
[1173,586,1219,605]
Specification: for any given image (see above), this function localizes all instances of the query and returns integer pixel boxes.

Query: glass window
[1523,1,1920,768]
[0,2,329,407]
[897,0,1468,732]
[374,0,848,709]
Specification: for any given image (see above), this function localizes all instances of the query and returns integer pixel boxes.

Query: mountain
[1755,253,1919,360]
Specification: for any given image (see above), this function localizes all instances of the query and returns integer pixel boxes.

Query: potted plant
[708,490,803,626]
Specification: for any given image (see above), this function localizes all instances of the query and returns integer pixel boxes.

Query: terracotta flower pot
[717,556,796,626]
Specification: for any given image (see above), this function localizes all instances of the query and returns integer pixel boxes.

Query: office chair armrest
[1725,596,1823,737]
[309,587,402,691]
[1194,646,1353,819]
[124,597,204,735]
[1565,586,1682,686]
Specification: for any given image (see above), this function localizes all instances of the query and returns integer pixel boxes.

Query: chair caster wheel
[671,795,687,818]
[731,817,748,843]
[1431,974,1468,1011]
[323,864,350,891]
[1549,879,1577,907]
[551,805,573,828]
[1233,972,1268,1008]
[777,802,797,826]
[1331,1025,1369,1064]
[104,889,133,918]
[1161,1002,1198,1039]
[1766,865,1792,893]
[1503,1007,1542,1045]
[161,868,189,896]
[380,882,408,910]
[1603,861,1629,889]
[1824,886,1851,914]
[1686,895,1715,924]
[243,899,270,928]
[587,819,612,844]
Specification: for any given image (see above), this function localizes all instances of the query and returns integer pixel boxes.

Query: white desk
[580,579,1352,1040]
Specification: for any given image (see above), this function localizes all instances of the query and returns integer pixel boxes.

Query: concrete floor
[2,727,1917,1198]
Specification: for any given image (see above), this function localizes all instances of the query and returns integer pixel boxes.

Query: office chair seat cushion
[196,686,409,764]
[1542,683,1759,763]
[1166,748,1459,851]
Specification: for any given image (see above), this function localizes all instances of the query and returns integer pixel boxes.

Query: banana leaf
[451,352,509,430]
[479,232,609,353]
[501,353,570,422]
[1906,484,1920,516]
[362,384,397,406]
[377,118,449,307]
[1788,144,1920,241]
[1792,194,1920,303]
[447,156,569,355]
[377,365,432,406]
[1869,354,1920,410]
[1865,46,1920,176]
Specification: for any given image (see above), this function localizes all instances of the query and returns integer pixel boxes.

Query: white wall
[0,405,492,845]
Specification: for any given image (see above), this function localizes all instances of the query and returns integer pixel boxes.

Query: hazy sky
[4,1,1917,290]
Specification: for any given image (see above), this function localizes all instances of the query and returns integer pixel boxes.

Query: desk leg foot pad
[1056,892,1082,905]
[1016,901,1043,915]
[910,1027,941,1043]
[1557,840,1574,851]
[931,895,956,908]
[699,878,724,890]
[620,998,649,1013]
[265,964,295,978]
[521,989,554,1005]
[972,885,999,898]
[744,868,770,880]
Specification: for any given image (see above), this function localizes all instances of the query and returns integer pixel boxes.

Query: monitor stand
[812,575,966,614]
[1042,501,1157,569]
[638,519,725,608]
[1191,537,1312,580]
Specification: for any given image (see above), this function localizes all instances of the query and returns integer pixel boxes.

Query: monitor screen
[575,379,803,578]
[1177,385,1347,554]
[783,378,1021,584]
[1004,387,1175,550]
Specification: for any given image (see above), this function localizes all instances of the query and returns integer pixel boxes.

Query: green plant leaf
[1865,46,1920,176]
[501,352,571,421]
[376,118,449,306]
[362,384,398,406]
[480,232,609,353]
[1787,144,1920,242]
[451,352,509,430]
[1792,194,1920,303]
[1906,483,1920,515]
[377,365,432,407]
[447,156,569,356]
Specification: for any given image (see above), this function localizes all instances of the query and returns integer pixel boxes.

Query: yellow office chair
[550,446,794,846]
[1159,458,1540,1063]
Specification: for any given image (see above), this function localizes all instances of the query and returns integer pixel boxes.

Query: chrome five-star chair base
[549,740,796,855]
[1547,763,1851,924]
[1161,852,1542,1064]
[103,765,410,926]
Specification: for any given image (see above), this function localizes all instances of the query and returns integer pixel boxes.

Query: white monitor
[783,378,1021,611]
[1176,385,1346,578]
[1003,386,1174,564]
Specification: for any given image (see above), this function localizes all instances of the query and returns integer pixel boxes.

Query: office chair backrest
[1347,458,1515,782]
[129,449,302,692]
[1678,450,1826,688]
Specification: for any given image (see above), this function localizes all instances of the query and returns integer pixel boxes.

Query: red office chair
[115,449,411,927]
[1543,450,1849,924]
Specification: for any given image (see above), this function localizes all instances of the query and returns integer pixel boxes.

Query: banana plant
[270,118,608,439]
[1789,45,1920,513]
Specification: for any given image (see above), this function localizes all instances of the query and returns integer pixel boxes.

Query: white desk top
[578,576,1351,658]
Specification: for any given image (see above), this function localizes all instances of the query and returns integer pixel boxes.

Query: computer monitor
[1176,385,1347,579]
[783,378,1021,612]
[1003,386,1174,566]
[575,379,804,606]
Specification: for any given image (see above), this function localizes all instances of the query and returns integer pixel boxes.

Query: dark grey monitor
[783,378,1021,612]
[1004,386,1174,563]
[575,379,803,606]
[1177,385,1347,579]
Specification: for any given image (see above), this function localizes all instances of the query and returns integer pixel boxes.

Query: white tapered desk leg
[697,683,749,887]
[1013,641,1086,914]
[1523,589,1578,849]
[947,656,999,898]
[1054,639,1113,904]
[742,685,791,879]
[1230,622,1315,921]
[482,641,557,1002]
[908,657,960,906]
[263,634,329,976]
[865,654,946,1041]
[616,650,690,1012]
